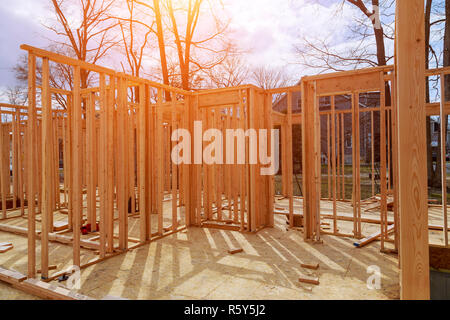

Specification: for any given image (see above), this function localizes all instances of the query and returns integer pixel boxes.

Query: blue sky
[0,0,364,91]
[0,0,55,93]
[0,0,443,100]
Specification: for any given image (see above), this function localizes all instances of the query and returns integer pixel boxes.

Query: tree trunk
[153,0,171,100]
[440,0,450,190]
[445,0,450,84]
[425,0,436,187]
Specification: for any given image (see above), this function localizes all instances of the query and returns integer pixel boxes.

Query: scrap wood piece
[0,266,27,284]
[202,222,240,231]
[301,263,320,270]
[53,220,69,232]
[0,243,13,253]
[429,224,450,232]
[274,209,288,215]
[88,235,101,242]
[354,225,395,248]
[362,195,394,210]
[363,202,381,212]
[298,276,320,285]
[228,247,243,255]
[360,196,379,205]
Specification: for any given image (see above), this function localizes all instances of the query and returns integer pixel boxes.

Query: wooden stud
[440,73,449,247]
[171,93,178,231]
[27,53,37,278]
[99,73,107,257]
[395,0,430,299]
[156,89,164,235]
[72,65,82,268]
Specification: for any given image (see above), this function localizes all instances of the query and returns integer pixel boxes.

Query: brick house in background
[273,88,382,174]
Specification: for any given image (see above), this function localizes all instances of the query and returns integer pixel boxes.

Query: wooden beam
[395,0,430,300]
[40,58,51,279]
[27,53,37,278]
[439,73,449,247]
[72,65,82,268]
[98,73,107,257]
[139,84,147,242]
[286,92,294,228]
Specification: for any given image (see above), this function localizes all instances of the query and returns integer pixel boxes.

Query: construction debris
[0,242,13,253]
[354,225,395,248]
[301,263,320,270]
[298,276,320,286]
[228,248,244,255]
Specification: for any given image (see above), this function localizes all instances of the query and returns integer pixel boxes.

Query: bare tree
[120,0,172,99]
[205,55,250,88]
[295,0,395,72]
[427,0,450,188]
[14,47,73,108]
[3,86,28,106]
[114,0,155,78]
[45,0,119,88]
[347,0,388,66]
[162,0,233,90]
[153,0,171,94]
[251,66,290,90]
[113,0,157,102]
[13,0,120,109]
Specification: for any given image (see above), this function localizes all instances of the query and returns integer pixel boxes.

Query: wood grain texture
[395,0,430,300]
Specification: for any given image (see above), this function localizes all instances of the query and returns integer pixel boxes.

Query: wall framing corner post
[117,77,129,249]
[27,53,37,278]
[395,0,430,300]
[144,84,152,239]
[247,88,257,232]
[302,80,321,241]
[72,65,82,268]
[138,83,147,242]
[40,57,52,279]
[156,89,164,235]
[106,75,115,253]
[313,82,321,241]
[266,92,275,228]
[287,92,294,228]
[98,73,107,257]
[186,94,195,227]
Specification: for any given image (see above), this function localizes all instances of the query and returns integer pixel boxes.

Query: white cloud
[0,0,391,91]
[0,0,52,91]
[221,0,366,80]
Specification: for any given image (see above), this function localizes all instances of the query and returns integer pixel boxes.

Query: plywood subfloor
[0,199,401,300]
